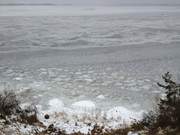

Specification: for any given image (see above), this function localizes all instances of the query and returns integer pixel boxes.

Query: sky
[0,0,180,6]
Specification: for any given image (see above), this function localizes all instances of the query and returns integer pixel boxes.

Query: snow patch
[128,131,139,135]
[106,106,143,124]
[47,98,64,113]
[37,99,144,134]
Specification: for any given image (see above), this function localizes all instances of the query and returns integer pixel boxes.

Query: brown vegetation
[0,90,42,126]
[0,91,20,117]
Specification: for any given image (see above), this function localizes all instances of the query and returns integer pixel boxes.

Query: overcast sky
[0,0,180,6]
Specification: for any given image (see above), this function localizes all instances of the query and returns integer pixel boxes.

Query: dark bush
[0,90,41,126]
[140,111,157,128]
[0,91,20,117]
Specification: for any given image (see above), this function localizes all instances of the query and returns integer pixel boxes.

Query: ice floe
[72,100,96,113]
[13,77,23,81]
[97,95,105,100]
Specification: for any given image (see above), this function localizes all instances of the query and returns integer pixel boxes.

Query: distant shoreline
[0,3,180,7]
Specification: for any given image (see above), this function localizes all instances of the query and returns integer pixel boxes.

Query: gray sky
[0,0,180,6]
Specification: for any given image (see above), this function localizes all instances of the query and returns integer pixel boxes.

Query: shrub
[0,91,20,117]
[0,90,41,126]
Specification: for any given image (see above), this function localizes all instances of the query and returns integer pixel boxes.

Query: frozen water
[72,100,96,113]
[0,6,180,17]
[0,5,180,132]
[97,95,105,100]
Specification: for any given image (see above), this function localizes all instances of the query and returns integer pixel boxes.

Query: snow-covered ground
[37,99,143,134]
[0,5,180,133]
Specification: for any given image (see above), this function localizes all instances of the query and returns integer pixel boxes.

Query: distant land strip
[0,3,73,6]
